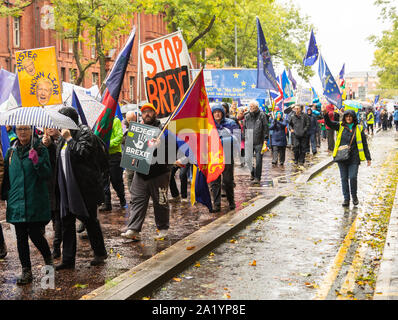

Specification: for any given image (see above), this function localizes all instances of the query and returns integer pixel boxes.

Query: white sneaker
[121,229,141,241]
[154,229,168,240]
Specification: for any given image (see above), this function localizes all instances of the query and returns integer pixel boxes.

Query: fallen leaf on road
[142,297,151,300]
[173,278,182,282]
[229,239,237,243]
[194,262,201,267]
[223,293,231,299]
[73,284,88,289]
[249,260,257,266]
[186,246,196,250]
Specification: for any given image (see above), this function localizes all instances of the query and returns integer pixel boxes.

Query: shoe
[52,247,61,259]
[55,262,75,270]
[250,175,255,181]
[119,198,127,208]
[280,163,284,166]
[313,151,317,155]
[181,198,188,203]
[90,254,107,266]
[352,197,359,206]
[16,268,33,285]
[154,229,168,240]
[342,200,350,207]
[99,203,112,212]
[229,203,236,211]
[121,229,141,241]
[0,242,7,259]
[294,160,299,165]
[76,222,85,234]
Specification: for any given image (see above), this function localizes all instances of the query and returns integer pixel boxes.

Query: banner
[191,69,268,100]
[15,46,62,107]
[140,31,191,118]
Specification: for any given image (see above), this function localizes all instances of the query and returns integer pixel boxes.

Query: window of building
[61,67,66,82]
[60,39,65,51]
[91,44,96,59]
[92,72,99,86]
[69,68,77,82]
[13,17,20,47]
[68,40,73,53]
[129,76,135,101]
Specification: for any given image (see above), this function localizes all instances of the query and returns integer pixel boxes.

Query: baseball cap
[140,102,156,112]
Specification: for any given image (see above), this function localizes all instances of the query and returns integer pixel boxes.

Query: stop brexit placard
[140,31,191,118]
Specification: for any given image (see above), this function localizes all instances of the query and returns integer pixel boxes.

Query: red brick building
[0,0,182,104]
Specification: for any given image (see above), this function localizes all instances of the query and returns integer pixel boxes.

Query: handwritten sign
[15,46,62,107]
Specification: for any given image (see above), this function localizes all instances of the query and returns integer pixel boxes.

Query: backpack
[92,133,109,173]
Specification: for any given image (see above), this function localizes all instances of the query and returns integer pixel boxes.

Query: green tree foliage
[370,0,398,89]
[53,0,139,86]
[0,0,32,17]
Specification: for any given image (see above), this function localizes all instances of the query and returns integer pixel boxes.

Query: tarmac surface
[0,137,330,300]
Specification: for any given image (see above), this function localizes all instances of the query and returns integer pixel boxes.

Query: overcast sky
[286,0,391,91]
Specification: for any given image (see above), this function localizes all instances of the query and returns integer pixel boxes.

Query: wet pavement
[146,130,398,300]
[0,139,331,299]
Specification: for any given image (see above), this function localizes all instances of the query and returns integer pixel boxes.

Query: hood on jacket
[275,111,283,119]
[211,103,226,120]
[342,109,358,126]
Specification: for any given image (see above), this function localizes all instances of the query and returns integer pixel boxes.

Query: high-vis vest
[333,124,366,161]
[367,112,374,124]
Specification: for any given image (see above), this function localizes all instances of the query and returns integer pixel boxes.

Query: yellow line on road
[314,150,393,300]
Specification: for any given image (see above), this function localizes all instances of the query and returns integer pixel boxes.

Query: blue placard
[191,69,269,100]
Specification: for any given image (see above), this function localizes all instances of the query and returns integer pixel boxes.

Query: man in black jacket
[289,104,310,165]
[55,107,107,270]
[121,103,184,241]
[243,100,269,184]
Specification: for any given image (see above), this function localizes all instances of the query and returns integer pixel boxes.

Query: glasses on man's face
[16,128,31,132]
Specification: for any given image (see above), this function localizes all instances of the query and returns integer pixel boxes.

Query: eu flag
[318,55,342,109]
[288,69,297,90]
[256,17,279,92]
[281,70,293,98]
[303,29,319,67]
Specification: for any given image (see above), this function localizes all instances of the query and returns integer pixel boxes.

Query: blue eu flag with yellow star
[256,17,279,92]
[303,29,319,67]
[318,55,342,109]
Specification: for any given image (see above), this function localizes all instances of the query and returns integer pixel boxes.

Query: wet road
[0,139,329,299]
[148,130,398,300]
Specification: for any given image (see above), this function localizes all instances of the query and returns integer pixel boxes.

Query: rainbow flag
[167,69,225,210]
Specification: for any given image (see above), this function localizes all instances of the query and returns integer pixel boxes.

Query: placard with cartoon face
[15,46,62,107]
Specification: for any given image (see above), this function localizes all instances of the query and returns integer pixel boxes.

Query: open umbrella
[0,107,79,130]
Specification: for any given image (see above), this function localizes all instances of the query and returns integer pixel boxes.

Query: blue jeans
[337,162,359,201]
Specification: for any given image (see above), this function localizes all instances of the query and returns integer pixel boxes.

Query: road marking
[314,147,394,300]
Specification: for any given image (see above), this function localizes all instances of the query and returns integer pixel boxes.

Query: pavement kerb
[295,157,334,183]
[81,195,285,300]
[374,181,398,300]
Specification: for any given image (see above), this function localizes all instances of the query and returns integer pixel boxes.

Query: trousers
[337,162,359,201]
[61,207,107,264]
[14,222,52,269]
[210,163,235,207]
[127,172,170,232]
[246,144,263,181]
[271,146,286,165]
[103,152,126,206]
[292,135,308,163]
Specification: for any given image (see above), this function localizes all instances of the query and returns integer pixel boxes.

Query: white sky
[286,0,391,91]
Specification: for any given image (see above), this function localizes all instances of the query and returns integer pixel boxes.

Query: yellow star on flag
[233,73,239,78]
[251,84,256,88]
[241,81,246,86]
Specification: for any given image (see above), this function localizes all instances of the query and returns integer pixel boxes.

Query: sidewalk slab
[374,184,398,300]
[82,195,285,300]
[295,157,334,183]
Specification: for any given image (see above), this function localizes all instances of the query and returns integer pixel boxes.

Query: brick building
[345,71,379,100]
[0,0,183,104]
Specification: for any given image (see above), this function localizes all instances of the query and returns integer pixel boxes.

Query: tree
[53,0,139,86]
[369,0,398,89]
[0,0,32,17]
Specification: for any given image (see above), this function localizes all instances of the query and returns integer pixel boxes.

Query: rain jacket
[289,111,309,138]
[243,108,269,146]
[2,138,52,224]
[394,109,398,121]
[109,117,123,155]
[269,112,287,147]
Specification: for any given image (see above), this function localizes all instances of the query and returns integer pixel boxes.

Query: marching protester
[325,103,336,152]
[289,104,309,165]
[381,108,389,131]
[41,128,63,259]
[243,100,269,184]
[322,106,371,207]
[55,107,108,270]
[236,107,246,166]
[0,149,6,259]
[210,103,240,212]
[306,107,318,155]
[269,110,287,166]
[1,125,53,285]
[121,103,184,241]
[100,117,126,212]
[394,105,398,131]
[366,109,375,135]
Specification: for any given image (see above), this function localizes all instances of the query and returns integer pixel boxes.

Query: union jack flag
[269,74,284,110]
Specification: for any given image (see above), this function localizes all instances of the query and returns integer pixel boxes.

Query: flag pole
[156,68,204,140]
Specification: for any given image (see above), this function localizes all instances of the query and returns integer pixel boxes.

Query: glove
[261,141,268,154]
[29,148,39,165]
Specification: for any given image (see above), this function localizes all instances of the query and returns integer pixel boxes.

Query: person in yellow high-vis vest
[366,109,375,135]
[322,106,372,207]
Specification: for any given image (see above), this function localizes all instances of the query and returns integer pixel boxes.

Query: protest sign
[15,46,62,107]
[120,122,161,175]
[140,31,190,118]
[297,88,313,105]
